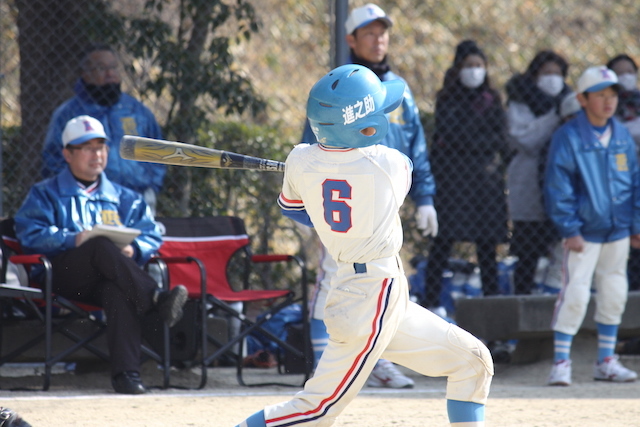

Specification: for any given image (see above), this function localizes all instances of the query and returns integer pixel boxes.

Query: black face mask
[350,52,391,80]
[84,82,121,107]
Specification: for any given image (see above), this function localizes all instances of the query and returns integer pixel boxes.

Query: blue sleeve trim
[281,208,314,227]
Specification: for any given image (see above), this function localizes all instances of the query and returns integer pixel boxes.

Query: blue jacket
[15,168,162,266]
[544,110,640,242]
[41,80,166,193]
[301,69,435,206]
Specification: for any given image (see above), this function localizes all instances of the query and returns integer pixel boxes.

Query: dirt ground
[2,334,639,426]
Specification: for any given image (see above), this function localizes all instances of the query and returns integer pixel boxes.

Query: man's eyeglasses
[67,144,108,154]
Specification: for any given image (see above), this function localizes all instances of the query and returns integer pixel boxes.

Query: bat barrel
[120,135,285,172]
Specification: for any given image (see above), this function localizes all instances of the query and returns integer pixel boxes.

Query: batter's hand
[631,234,640,249]
[564,235,585,252]
[416,204,438,237]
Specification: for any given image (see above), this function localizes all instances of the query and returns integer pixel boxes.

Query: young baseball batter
[236,64,493,427]
[545,65,640,386]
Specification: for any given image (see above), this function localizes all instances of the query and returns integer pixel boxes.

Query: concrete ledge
[456,290,640,363]
[456,290,640,341]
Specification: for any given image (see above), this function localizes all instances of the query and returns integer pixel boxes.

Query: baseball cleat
[367,359,414,389]
[593,355,638,382]
[548,359,572,386]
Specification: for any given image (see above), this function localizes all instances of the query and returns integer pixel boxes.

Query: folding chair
[0,218,168,390]
[0,219,47,384]
[155,216,312,387]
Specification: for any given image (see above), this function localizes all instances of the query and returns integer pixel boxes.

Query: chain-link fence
[3,0,640,305]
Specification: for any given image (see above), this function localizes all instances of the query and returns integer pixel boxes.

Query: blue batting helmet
[306,64,405,148]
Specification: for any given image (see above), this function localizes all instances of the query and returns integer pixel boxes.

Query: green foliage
[75,0,267,144]
[157,122,293,242]
[122,0,266,134]
[77,1,126,47]
[158,122,281,215]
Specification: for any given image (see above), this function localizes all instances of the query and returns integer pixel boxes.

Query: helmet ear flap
[350,115,389,147]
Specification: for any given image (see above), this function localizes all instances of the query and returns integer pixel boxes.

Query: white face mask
[617,73,637,91]
[459,67,486,88]
[537,75,564,97]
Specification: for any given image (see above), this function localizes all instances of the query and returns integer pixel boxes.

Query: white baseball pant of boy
[552,238,630,334]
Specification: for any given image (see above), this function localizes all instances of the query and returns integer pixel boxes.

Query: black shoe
[111,371,147,395]
[156,285,188,327]
[0,407,32,427]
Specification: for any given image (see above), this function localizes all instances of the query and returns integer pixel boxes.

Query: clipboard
[79,224,141,249]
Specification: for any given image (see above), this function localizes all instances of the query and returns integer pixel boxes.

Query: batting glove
[415,204,438,237]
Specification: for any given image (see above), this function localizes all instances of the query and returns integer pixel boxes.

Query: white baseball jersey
[278,143,412,265]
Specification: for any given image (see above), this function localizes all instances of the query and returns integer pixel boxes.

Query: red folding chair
[154,216,312,387]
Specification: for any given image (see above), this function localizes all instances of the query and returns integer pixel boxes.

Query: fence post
[331,0,349,69]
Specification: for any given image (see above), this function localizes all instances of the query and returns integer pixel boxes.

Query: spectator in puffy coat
[607,54,640,148]
[607,54,640,291]
[423,40,509,310]
[505,50,572,294]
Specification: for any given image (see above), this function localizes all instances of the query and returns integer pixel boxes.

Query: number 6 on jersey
[323,180,352,233]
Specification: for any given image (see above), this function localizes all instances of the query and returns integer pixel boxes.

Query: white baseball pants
[263,255,493,426]
[552,237,630,335]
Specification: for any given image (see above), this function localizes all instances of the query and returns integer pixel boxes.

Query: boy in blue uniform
[545,65,640,385]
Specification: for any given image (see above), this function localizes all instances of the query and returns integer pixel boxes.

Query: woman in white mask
[424,40,509,311]
[607,54,640,295]
[505,50,571,296]
[607,54,640,147]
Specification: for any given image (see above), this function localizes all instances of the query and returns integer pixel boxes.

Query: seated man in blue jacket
[41,43,166,214]
[15,115,187,395]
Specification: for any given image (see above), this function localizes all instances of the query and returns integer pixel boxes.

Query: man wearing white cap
[15,115,187,394]
[545,66,640,386]
[301,2,438,391]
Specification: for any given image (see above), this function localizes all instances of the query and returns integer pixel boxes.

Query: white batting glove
[416,204,438,237]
